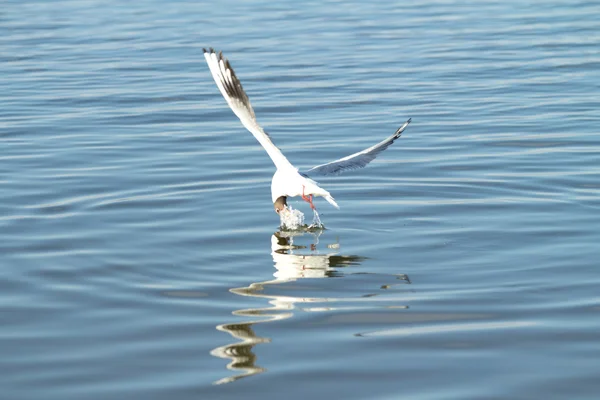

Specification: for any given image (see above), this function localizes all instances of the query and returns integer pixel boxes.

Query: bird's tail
[324,194,340,209]
[304,175,340,209]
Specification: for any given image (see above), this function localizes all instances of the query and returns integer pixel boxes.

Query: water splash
[310,208,323,228]
[279,206,325,231]
[279,205,305,230]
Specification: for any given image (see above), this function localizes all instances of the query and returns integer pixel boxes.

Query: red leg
[301,185,310,202]
[301,186,317,210]
[309,194,315,210]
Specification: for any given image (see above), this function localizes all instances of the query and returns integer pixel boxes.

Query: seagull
[203,48,411,215]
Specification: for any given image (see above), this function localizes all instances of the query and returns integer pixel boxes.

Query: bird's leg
[301,186,316,210]
[309,194,316,210]
[301,185,310,202]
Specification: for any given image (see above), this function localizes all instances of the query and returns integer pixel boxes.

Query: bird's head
[274,196,288,214]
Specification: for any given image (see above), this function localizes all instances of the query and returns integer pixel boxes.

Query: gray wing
[305,118,411,176]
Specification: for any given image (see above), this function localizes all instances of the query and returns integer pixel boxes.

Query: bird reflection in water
[211,229,410,385]
[211,229,364,385]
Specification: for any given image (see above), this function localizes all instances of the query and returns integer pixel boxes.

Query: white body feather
[271,168,339,208]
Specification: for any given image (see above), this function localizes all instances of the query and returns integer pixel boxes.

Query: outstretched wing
[203,48,295,170]
[305,118,411,176]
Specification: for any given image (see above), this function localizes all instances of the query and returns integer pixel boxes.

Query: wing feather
[203,48,294,170]
[305,118,411,176]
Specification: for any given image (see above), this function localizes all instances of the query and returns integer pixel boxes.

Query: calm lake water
[2,0,600,398]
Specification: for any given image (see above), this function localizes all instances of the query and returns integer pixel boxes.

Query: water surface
[2,0,600,399]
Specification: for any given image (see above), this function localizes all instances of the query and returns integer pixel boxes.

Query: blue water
[2,1,600,398]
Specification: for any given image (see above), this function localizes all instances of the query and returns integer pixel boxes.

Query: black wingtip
[393,118,412,138]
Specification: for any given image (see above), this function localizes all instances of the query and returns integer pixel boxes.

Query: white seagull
[203,48,411,215]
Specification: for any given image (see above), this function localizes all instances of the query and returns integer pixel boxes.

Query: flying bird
[203,48,411,215]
